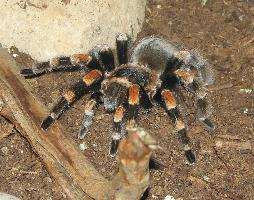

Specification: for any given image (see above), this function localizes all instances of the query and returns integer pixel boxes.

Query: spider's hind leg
[191,81,214,129]
[174,51,215,130]
[20,54,92,78]
[161,88,196,163]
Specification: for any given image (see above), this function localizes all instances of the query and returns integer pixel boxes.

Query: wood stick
[0,48,107,200]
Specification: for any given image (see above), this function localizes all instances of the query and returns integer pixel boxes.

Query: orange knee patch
[71,53,92,65]
[174,50,191,60]
[174,69,194,84]
[128,84,140,105]
[161,89,176,110]
[175,120,185,131]
[64,90,76,102]
[83,70,102,86]
[85,99,97,114]
[114,106,125,123]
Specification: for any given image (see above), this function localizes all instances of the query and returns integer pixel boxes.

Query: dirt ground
[1,0,254,199]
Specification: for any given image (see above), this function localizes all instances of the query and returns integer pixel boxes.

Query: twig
[243,37,254,47]
[189,175,243,200]
[215,140,252,151]
[209,82,234,91]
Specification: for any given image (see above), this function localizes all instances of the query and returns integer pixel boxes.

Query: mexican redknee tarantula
[20,33,215,163]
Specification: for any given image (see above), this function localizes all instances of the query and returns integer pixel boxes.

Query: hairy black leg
[41,69,103,130]
[98,45,115,72]
[116,33,129,65]
[174,68,214,130]
[173,50,215,130]
[127,84,140,127]
[78,92,102,139]
[109,105,125,157]
[192,81,214,129]
[161,89,195,163]
[20,54,93,78]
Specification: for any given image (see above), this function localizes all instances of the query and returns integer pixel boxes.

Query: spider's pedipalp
[161,89,196,163]
[78,92,101,139]
[116,33,129,65]
[41,69,103,130]
[109,105,125,157]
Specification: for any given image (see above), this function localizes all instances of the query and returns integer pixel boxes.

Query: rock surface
[0,0,146,61]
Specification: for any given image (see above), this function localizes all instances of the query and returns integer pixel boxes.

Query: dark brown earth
[1,0,254,199]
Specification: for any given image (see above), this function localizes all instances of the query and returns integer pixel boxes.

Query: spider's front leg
[116,33,129,65]
[20,54,93,78]
[127,84,140,127]
[161,89,196,163]
[41,69,103,130]
[109,105,125,156]
[108,83,140,157]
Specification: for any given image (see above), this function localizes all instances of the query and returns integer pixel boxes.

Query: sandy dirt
[1,0,254,199]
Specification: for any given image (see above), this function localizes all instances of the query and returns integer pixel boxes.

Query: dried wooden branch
[0,48,154,200]
[110,128,156,200]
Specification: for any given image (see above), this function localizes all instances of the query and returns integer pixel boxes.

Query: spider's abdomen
[130,37,179,74]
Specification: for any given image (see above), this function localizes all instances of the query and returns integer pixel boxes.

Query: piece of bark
[0,48,154,200]
[0,48,107,200]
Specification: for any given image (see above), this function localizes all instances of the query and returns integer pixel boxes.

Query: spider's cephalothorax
[20,33,215,163]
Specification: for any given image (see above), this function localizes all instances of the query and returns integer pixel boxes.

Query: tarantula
[20,33,214,163]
